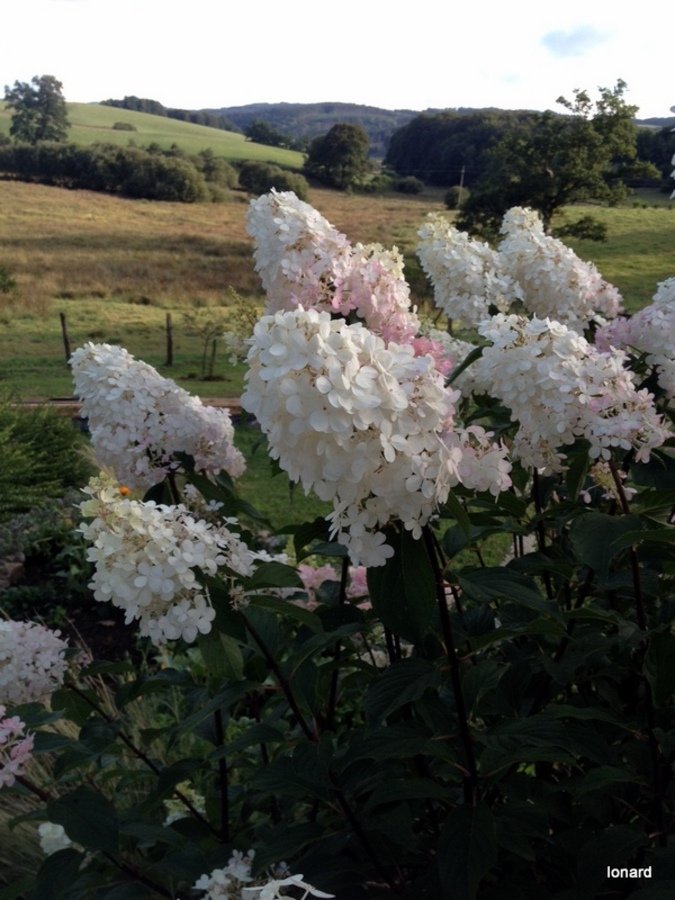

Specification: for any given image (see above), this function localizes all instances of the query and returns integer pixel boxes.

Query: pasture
[0,101,304,168]
[0,179,673,399]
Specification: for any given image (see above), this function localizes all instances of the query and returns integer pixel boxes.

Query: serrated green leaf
[437,803,497,900]
[367,527,436,643]
[458,567,553,615]
[248,595,322,632]
[644,630,675,706]
[48,787,119,855]
[568,512,643,580]
[245,561,303,590]
[198,629,244,682]
[366,658,440,725]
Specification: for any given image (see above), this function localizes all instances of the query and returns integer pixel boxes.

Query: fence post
[165,312,173,367]
[59,312,71,364]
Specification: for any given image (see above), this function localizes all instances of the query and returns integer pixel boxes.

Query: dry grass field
[0,179,673,399]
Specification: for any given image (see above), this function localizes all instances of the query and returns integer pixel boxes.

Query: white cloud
[541,26,609,58]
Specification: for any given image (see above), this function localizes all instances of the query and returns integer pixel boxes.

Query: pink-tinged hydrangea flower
[417,213,520,326]
[596,278,675,399]
[0,706,33,789]
[71,343,245,489]
[79,474,257,645]
[0,621,69,706]
[242,308,511,566]
[498,207,623,327]
[246,190,419,343]
[296,563,370,609]
[473,314,669,472]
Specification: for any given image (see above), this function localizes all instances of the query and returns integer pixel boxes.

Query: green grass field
[0,179,673,400]
[0,101,304,168]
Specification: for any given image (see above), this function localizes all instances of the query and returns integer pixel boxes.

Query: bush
[112,121,137,132]
[0,141,210,202]
[444,184,470,208]
[238,160,309,200]
[0,400,93,520]
[394,175,424,194]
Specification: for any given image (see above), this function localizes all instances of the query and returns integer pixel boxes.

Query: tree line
[101,96,238,133]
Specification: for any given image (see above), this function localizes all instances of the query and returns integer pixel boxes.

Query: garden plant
[1,190,674,899]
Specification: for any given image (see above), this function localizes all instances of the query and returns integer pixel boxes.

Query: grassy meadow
[0,177,673,400]
[0,101,304,168]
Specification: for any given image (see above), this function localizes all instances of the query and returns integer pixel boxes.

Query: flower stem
[242,613,317,742]
[422,525,478,805]
[214,708,230,842]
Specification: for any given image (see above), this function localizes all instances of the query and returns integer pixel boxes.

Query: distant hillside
[211,102,422,157]
[0,102,304,168]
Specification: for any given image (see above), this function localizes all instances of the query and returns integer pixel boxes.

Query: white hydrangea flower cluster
[0,621,69,706]
[193,849,255,899]
[242,307,510,566]
[38,822,73,855]
[163,780,206,825]
[71,342,245,489]
[473,315,669,472]
[79,474,257,644]
[0,706,33,788]
[417,207,623,331]
[246,190,418,343]
[417,213,520,327]
[595,277,675,399]
[498,207,623,327]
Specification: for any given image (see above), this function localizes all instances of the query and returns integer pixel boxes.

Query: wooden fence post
[165,312,173,367]
[59,312,71,364]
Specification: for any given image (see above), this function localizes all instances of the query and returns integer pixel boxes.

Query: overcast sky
[2,0,671,118]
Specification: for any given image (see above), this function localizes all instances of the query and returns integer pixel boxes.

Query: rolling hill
[0,102,305,168]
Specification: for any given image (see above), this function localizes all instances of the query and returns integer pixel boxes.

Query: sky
[2,0,672,120]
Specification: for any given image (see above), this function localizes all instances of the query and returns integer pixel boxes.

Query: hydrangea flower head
[243,307,510,565]
[473,314,668,471]
[498,207,623,326]
[417,213,520,326]
[0,706,33,788]
[596,277,675,399]
[247,190,419,343]
[79,473,257,644]
[71,342,245,489]
[0,621,69,706]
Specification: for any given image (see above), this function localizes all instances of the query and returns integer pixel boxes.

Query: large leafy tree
[458,80,657,236]
[304,122,370,189]
[4,74,70,144]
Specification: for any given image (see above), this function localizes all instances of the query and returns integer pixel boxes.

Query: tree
[4,75,70,144]
[304,123,370,189]
[457,81,658,237]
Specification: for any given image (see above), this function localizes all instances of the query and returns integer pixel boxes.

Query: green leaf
[0,877,34,900]
[366,658,440,725]
[198,630,244,682]
[457,567,552,615]
[436,803,497,900]
[577,825,646,892]
[367,527,436,643]
[644,630,675,706]
[440,490,472,533]
[48,787,119,855]
[245,561,303,590]
[462,660,506,716]
[447,343,484,385]
[248,594,323,632]
[50,687,95,726]
[363,777,455,812]
[31,849,87,900]
[568,512,643,580]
